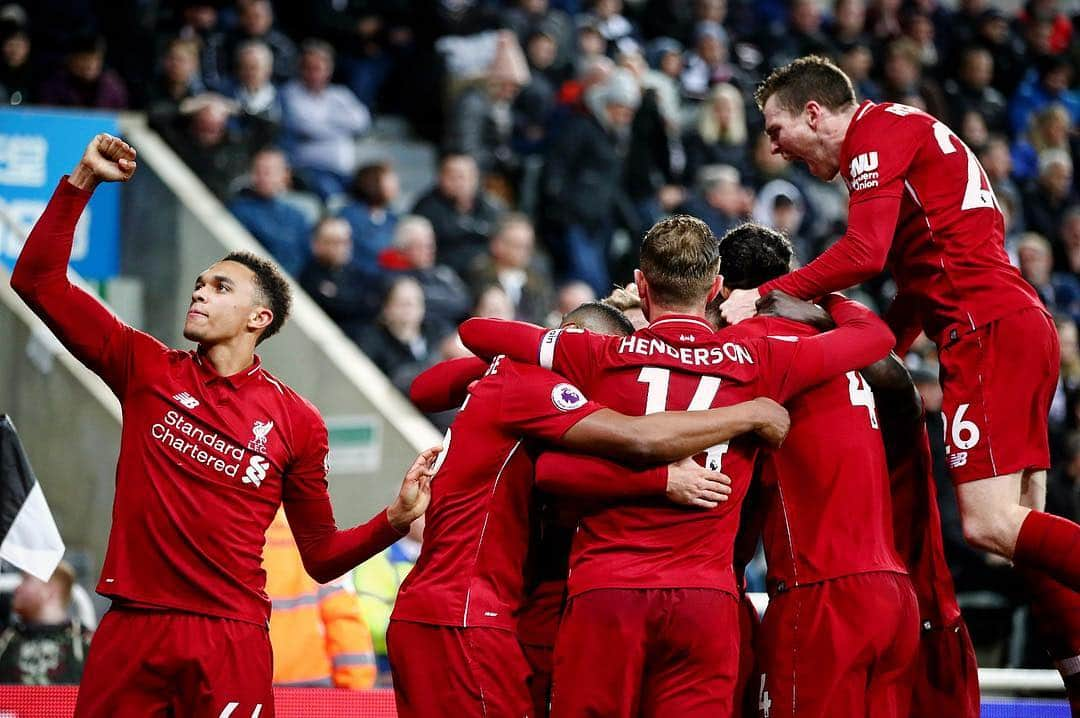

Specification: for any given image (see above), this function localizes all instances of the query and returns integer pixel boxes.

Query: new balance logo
[947,451,968,469]
[173,392,200,409]
[849,151,879,191]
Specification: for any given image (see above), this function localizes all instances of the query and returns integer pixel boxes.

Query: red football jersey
[745,317,907,589]
[460,302,894,599]
[888,425,962,627]
[391,358,603,631]
[763,100,1040,348]
[12,181,402,626]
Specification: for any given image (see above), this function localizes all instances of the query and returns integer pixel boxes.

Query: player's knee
[960,511,1010,556]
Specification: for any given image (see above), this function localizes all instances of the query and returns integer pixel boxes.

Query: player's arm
[559,397,790,464]
[9,135,147,390]
[883,291,922,356]
[409,356,488,412]
[535,451,733,508]
[770,294,895,400]
[458,317,548,363]
[721,194,902,323]
[756,290,835,330]
[286,444,441,583]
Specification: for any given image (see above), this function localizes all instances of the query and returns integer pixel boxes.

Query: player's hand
[749,398,790,447]
[69,134,137,191]
[719,288,759,325]
[756,290,835,331]
[387,445,442,532]
[665,457,732,509]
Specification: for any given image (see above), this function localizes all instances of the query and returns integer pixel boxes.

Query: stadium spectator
[227,40,283,132]
[502,0,575,77]
[281,40,371,201]
[264,510,376,689]
[298,217,379,340]
[827,0,872,51]
[763,0,833,72]
[624,64,685,231]
[1009,56,1080,137]
[466,213,554,325]
[679,164,750,239]
[147,37,206,134]
[971,7,1027,97]
[381,215,472,329]
[683,83,750,185]
[412,153,503,276]
[352,521,422,686]
[38,34,127,110]
[1023,149,1077,245]
[1059,208,1080,275]
[338,162,401,274]
[580,0,639,52]
[1048,432,1080,525]
[1017,233,1080,323]
[355,276,450,395]
[879,37,947,121]
[1012,103,1074,185]
[228,148,311,273]
[837,44,883,103]
[207,0,296,87]
[944,46,1007,133]
[444,31,532,200]
[0,14,31,105]
[978,136,1025,240]
[547,280,597,326]
[0,562,92,685]
[472,284,517,320]
[542,67,639,295]
[679,21,743,101]
[162,94,266,199]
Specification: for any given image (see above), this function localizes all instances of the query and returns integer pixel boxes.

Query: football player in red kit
[10,134,447,717]
[719,56,1077,696]
[392,301,792,718]
[715,224,919,718]
[459,215,896,717]
[862,354,981,718]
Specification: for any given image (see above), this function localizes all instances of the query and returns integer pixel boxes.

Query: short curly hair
[221,251,292,343]
[716,223,793,290]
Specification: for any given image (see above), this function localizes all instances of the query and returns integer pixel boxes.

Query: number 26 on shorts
[943,402,981,456]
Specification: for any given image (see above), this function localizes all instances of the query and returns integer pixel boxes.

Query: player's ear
[716,274,730,301]
[634,269,652,320]
[804,100,820,128]
[248,306,273,335]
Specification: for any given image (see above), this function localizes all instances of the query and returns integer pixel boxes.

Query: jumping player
[390,300,792,718]
[458,215,896,717]
[11,134,441,717]
[719,56,1076,692]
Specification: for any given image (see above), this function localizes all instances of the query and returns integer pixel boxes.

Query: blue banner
[0,108,121,280]
[981,698,1070,717]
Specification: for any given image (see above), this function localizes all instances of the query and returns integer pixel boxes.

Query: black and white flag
[0,415,65,581]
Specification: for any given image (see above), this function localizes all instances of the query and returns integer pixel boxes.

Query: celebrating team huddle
[10,55,1070,717]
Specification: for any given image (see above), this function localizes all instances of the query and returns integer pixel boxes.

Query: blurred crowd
[4,0,1080,680]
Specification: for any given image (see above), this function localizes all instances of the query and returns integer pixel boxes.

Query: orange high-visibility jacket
[264,510,376,688]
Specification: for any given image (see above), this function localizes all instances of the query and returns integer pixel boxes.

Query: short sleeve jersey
[391,358,602,630]
[535,316,847,598]
[840,100,1040,344]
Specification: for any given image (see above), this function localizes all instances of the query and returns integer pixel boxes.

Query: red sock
[1017,566,1080,660]
[1014,511,1080,593]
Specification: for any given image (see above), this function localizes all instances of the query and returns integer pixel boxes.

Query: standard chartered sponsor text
[151,410,246,477]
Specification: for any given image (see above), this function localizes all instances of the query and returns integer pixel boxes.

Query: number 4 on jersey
[846,371,879,429]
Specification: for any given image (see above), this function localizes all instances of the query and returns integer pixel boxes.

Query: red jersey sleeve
[458,318,598,387]
[755,296,895,402]
[494,362,604,442]
[884,291,922,356]
[535,451,667,500]
[10,178,167,396]
[760,106,920,300]
[283,405,402,583]
[409,357,488,412]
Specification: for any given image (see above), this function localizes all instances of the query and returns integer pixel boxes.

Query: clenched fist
[68,133,137,191]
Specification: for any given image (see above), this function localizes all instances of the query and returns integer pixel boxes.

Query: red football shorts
[387,620,532,718]
[521,641,554,718]
[735,591,761,718]
[550,588,739,718]
[74,606,273,718]
[909,619,980,718]
[938,307,1058,484]
[757,572,920,718]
